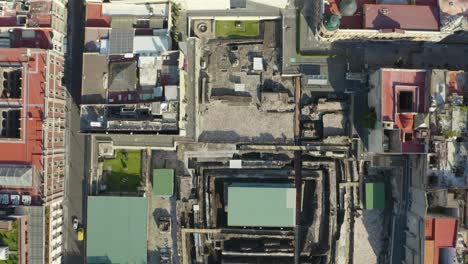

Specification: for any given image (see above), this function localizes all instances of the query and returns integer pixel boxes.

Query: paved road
[281,7,300,74]
[390,156,410,264]
[63,0,87,262]
[187,38,199,139]
[170,196,180,264]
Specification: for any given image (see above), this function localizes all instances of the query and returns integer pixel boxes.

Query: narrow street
[293,76,303,264]
[63,0,87,262]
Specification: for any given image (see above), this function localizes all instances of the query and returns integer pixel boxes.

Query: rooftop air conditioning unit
[16,15,27,26]
[382,121,393,129]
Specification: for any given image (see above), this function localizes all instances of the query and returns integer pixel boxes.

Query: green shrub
[443,130,458,138]
[360,108,377,129]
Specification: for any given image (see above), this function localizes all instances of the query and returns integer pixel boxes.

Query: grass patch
[103,150,142,192]
[0,220,19,264]
[170,1,181,49]
[215,20,260,38]
[443,130,459,138]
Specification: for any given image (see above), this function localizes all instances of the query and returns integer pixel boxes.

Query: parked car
[77,228,84,241]
[159,247,171,264]
[72,216,79,230]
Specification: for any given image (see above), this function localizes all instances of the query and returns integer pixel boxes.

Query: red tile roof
[381,69,427,121]
[363,4,440,31]
[0,49,46,171]
[415,0,438,6]
[0,0,52,27]
[86,3,112,27]
[440,0,468,16]
[425,218,435,239]
[425,217,458,264]
[324,1,440,30]
[0,17,18,27]
[381,69,427,153]
[396,114,414,133]
[402,142,425,152]
[28,14,52,27]
[325,0,376,29]
[10,29,52,49]
[28,1,52,27]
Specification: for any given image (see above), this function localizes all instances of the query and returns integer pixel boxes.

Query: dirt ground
[147,150,180,264]
[199,101,294,143]
[352,210,384,264]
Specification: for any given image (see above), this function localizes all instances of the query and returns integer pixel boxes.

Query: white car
[72,217,79,230]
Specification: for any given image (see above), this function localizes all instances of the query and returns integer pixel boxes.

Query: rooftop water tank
[339,0,358,16]
[323,14,341,31]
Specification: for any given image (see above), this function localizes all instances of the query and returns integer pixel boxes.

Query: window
[134,19,149,28]
[404,133,413,142]
[399,91,413,112]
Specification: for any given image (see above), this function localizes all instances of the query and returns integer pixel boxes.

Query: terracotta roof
[396,114,414,133]
[425,218,435,239]
[425,217,458,264]
[415,0,438,6]
[402,141,425,152]
[325,0,376,29]
[10,29,52,49]
[0,49,46,171]
[0,17,18,27]
[381,69,427,122]
[86,3,112,27]
[363,4,440,31]
[425,240,435,264]
[380,69,427,153]
[439,0,468,16]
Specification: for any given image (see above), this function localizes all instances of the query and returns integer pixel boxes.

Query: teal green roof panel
[152,169,174,196]
[365,182,385,210]
[227,184,295,227]
[87,196,148,264]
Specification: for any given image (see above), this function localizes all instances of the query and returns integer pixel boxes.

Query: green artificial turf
[103,150,142,192]
[215,20,260,38]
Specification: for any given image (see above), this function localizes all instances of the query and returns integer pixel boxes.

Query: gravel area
[199,101,294,143]
[353,210,384,264]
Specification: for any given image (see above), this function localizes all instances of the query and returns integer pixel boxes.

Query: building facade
[0,0,68,263]
[317,0,468,41]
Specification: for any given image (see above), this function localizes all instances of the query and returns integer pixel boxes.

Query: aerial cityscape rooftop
[0,0,466,264]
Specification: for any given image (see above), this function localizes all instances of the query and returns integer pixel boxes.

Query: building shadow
[371,12,401,30]
[198,130,290,144]
[86,255,113,264]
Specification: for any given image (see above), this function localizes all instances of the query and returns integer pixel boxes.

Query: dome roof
[339,0,357,16]
[323,14,341,31]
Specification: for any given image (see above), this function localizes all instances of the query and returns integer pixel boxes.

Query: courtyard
[0,220,18,264]
[215,20,260,38]
[102,150,142,192]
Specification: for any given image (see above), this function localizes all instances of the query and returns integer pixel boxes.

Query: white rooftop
[133,35,169,56]
[185,0,288,10]
[186,0,230,10]
[0,247,9,261]
[164,85,179,101]
[250,0,288,8]
[102,3,169,17]
[253,57,263,71]
[138,56,161,86]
